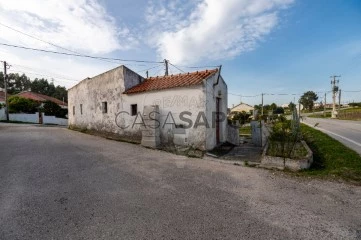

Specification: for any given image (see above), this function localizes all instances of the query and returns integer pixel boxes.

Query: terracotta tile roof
[124,69,218,94]
[17,91,67,106]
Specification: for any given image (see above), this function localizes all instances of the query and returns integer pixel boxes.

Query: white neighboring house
[68,65,228,151]
[230,102,254,114]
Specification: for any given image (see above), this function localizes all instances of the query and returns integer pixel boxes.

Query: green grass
[239,125,251,135]
[299,124,361,184]
[338,107,361,120]
[341,107,361,113]
[267,142,308,159]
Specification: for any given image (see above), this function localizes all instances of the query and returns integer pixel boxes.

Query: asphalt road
[1,124,361,239]
[302,118,361,155]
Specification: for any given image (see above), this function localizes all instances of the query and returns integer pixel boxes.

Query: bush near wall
[8,96,40,113]
[42,100,68,118]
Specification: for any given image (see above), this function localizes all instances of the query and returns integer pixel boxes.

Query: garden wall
[260,140,313,171]
[0,109,67,125]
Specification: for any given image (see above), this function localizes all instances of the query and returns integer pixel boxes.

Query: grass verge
[239,125,251,135]
[298,124,361,184]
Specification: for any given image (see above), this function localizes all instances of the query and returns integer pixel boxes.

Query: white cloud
[0,0,142,89]
[0,0,138,54]
[146,0,294,64]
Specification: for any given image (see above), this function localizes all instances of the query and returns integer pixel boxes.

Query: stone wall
[260,141,313,171]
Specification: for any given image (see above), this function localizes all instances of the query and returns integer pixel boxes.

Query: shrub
[42,100,68,118]
[8,96,40,113]
[267,113,302,166]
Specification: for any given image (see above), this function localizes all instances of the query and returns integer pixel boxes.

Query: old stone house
[68,65,228,151]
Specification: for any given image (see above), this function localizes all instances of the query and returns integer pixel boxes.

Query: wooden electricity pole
[164,59,169,76]
[261,93,264,116]
[3,61,9,121]
[323,92,326,117]
[338,89,342,113]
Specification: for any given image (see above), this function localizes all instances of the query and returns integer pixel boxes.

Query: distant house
[17,91,67,109]
[68,65,228,151]
[230,102,254,114]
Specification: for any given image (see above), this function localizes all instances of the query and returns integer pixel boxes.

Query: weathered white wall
[0,109,67,125]
[9,112,39,123]
[42,113,68,125]
[0,108,5,120]
[205,74,228,150]
[68,65,145,142]
[123,85,207,149]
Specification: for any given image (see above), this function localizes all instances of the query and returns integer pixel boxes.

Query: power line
[168,62,186,73]
[171,63,220,69]
[0,22,80,55]
[8,68,78,83]
[0,22,125,65]
[0,42,163,64]
[10,63,78,81]
[137,64,164,73]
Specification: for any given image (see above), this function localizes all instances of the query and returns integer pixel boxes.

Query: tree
[273,107,285,114]
[42,100,61,116]
[288,102,296,111]
[299,91,318,111]
[53,85,68,102]
[232,111,251,125]
[270,103,277,110]
[8,96,40,113]
[31,78,55,96]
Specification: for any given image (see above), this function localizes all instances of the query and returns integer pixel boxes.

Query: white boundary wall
[10,112,39,123]
[42,113,68,125]
[0,109,67,125]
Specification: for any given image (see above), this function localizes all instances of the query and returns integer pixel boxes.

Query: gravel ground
[0,123,360,239]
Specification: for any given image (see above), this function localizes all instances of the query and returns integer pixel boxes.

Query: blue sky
[0,0,360,107]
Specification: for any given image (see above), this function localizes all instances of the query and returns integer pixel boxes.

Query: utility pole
[164,59,169,76]
[330,75,340,118]
[3,61,9,121]
[146,71,149,78]
[261,93,264,116]
[323,92,326,117]
[338,89,342,113]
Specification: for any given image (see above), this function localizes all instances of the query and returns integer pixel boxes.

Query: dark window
[73,106,75,115]
[102,102,107,113]
[80,104,83,115]
[131,104,137,116]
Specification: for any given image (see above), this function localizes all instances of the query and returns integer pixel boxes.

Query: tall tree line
[0,72,67,102]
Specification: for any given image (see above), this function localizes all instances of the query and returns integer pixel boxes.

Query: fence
[0,109,68,125]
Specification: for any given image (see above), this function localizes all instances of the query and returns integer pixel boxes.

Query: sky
[0,0,360,107]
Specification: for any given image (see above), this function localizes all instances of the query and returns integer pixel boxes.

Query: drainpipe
[213,65,222,87]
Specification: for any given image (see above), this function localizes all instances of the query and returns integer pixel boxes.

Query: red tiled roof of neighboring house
[124,69,218,94]
[17,91,67,106]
